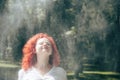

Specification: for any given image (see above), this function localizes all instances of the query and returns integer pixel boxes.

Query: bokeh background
[0,0,120,80]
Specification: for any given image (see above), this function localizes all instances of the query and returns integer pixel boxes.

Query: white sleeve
[59,68,67,80]
[18,69,25,80]
[54,67,68,80]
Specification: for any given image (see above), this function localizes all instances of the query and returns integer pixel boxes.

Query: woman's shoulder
[18,69,24,73]
[52,66,67,74]
[18,69,26,76]
[18,69,26,80]
[18,68,33,80]
[54,66,66,71]
[51,66,67,80]
[18,68,33,74]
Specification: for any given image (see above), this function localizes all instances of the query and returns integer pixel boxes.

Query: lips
[41,46,49,52]
[42,46,49,49]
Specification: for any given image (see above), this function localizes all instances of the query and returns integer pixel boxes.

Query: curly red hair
[22,33,60,70]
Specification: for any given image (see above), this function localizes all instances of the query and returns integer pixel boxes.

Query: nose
[42,42,46,45]
[42,42,50,49]
[43,42,48,46]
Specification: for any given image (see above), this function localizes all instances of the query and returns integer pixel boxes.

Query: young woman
[18,33,67,80]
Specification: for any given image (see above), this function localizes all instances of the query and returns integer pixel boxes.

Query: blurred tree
[0,0,7,13]
[12,23,27,62]
[105,0,120,72]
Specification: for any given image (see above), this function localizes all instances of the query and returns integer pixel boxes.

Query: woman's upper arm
[61,68,67,80]
[18,69,25,80]
[56,67,68,80]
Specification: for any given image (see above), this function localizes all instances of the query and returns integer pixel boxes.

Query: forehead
[37,38,50,43]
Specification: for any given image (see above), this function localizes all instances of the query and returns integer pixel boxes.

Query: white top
[18,66,67,80]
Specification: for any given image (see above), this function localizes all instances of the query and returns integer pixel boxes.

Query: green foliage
[12,26,27,62]
[0,0,7,13]
[104,0,120,72]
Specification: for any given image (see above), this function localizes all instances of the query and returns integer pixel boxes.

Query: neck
[36,54,50,69]
[34,57,52,75]
[37,58,49,68]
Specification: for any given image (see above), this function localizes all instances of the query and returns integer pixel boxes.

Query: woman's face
[35,38,52,56]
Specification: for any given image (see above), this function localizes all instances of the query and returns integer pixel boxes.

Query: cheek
[35,45,41,52]
[49,48,52,53]
[49,47,53,54]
